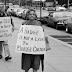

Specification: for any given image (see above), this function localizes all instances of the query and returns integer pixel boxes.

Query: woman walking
[21,9,45,72]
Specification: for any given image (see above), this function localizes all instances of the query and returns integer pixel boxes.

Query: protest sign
[0,17,12,41]
[16,25,46,54]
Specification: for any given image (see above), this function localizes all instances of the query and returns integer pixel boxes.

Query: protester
[21,9,46,72]
[0,10,14,61]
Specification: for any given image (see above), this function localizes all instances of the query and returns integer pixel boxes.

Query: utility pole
[43,1,44,9]
[68,0,69,8]
[33,0,45,19]
[4,0,6,11]
[40,0,42,20]
[19,0,21,6]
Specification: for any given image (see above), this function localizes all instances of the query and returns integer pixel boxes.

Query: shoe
[5,56,12,61]
[0,55,2,59]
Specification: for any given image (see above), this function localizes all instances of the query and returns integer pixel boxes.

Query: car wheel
[65,25,70,33]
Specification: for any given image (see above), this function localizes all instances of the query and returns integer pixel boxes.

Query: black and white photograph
[0,0,72,72]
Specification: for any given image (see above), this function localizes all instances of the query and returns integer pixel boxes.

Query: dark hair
[25,9,37,20]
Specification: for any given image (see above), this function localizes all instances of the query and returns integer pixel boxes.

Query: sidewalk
[0,30,72,72]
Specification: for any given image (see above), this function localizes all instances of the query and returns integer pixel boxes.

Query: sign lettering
[0,17,12,41]
[16,25,46,54]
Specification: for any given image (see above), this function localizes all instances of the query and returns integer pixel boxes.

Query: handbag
[45,36,51,51]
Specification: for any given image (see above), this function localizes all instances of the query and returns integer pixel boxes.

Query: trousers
[0,41,10,57]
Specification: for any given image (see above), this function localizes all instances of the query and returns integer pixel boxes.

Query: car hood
[17,12,22,14]
[53,11,72,21]
[54,16,71,21]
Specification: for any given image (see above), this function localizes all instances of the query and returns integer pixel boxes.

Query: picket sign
[16,25,46,54]
[0,17,12,41]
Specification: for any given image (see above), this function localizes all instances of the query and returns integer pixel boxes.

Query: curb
[47,35,72,49]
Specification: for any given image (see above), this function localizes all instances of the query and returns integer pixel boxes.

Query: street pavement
[0,17,72,72]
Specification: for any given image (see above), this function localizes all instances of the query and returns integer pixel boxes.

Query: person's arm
[10,17,15,32]
[38,21,44,32]
[11,18,14,27]
[38,20,49,43]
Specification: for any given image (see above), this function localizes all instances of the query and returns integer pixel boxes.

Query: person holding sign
[20,9,45,72]
[0,11,14,61]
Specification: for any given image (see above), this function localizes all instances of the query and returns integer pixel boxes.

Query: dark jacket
[22,20,42,26]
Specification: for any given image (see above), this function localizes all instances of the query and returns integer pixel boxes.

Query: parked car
[38,12,58,28]
[45,12,59,29]
[64,17,72,33]
[47,6,56,11]
[38,16,49,25]
[39,11,72,29]
[7,7,14,15]
[40,12,64,29]
[13,5,19,8]
[0,9,5,17]
[55,6,66,11]
[15,8,24,17]
[21,9,28,19]
[12,8,21,16]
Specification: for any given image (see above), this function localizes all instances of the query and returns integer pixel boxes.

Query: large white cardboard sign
[0,17,12,41]
[16,25,46,54]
